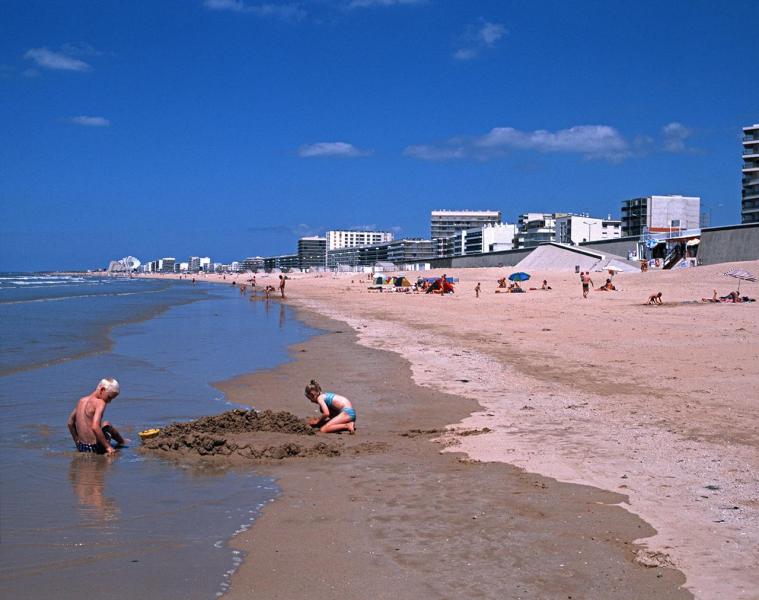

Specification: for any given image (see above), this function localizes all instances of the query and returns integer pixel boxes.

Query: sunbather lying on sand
[305,379,356,434]
[646,292,663,305]
[702,290,720,303]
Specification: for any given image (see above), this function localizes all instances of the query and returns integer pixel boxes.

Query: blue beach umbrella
[508,272,531,282]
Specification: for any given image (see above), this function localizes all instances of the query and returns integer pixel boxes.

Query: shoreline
[149,300,690,599]
[139,265,758,599]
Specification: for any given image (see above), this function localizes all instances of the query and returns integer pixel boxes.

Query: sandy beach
[141,261,758,599]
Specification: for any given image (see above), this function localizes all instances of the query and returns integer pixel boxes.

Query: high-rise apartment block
[742,124,759,224]
[430,210,501,239]
[621,195,700,237]
[326,230,393,250]
[297,236,327,269]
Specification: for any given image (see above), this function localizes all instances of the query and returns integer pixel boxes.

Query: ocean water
[0,274,317,599]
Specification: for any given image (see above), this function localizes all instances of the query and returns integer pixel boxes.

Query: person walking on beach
[305,380,356,434]
[67,378,126,455]
[475,282,481,298]
[580,271,594,298]
[279,275,286,299]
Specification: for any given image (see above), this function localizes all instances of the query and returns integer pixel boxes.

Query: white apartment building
[554,216,622,245]
[621,195,700,237]
[513,212,564,248]
[443,223,517,257]
[326,230,393,250]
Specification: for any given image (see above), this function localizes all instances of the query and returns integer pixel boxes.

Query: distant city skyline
[1,1,757,271]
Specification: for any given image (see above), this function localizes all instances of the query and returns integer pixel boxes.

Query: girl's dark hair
[305,379,321,397]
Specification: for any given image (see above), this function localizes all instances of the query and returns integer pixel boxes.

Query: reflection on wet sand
[68,455,120,523]
[279,302,285,329]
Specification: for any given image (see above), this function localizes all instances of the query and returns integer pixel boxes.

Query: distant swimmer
[647,291,663,305]
[67,378,126,455]
[305,379,356,434]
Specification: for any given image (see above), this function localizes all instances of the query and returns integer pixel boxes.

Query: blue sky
[1,0,757,270]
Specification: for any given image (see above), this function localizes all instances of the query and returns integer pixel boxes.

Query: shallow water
[0,276,317,599]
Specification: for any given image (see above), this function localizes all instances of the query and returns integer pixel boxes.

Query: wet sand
[145,310,690,599]
[141,261,759,598]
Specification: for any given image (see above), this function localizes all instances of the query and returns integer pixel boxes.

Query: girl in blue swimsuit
[305,379,356,434]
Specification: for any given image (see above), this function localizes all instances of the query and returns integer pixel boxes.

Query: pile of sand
[142,409,342,460]
[157,408,315,436]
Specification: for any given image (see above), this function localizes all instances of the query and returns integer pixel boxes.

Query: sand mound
[155,408,315,437]
[142,409,343,460]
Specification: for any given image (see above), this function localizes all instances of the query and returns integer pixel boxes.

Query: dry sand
[141,262,758,599]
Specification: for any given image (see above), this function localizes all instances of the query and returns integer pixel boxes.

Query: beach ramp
[514,243,639,272]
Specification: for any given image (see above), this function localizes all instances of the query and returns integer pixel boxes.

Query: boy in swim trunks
[67,377,126,454]
[304,379,356,434]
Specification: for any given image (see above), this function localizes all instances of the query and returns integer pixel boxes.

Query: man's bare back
[73,395,104,445]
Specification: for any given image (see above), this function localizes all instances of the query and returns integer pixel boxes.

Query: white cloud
[298,142,372,157]
[406,122,695,162]
[661,122,692,153]
[204,0,306,20]
[348,0,426,7]
[452,48,477,61]
[403,144,466,161]
[405,125,631,162]
[475,125,630,160]
[68,116,110,127]
[24,48,91,72]
[478,21,506,45]
[454,20,506,61]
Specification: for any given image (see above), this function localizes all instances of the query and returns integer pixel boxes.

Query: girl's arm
[308,397,331,426]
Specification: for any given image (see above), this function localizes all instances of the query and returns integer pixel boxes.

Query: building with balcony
[157,257,175,272]
[621,195,700,237]
[430,210,501,240]
[513,212,567,248]
[240,257,265,272]
[742,124,759,224]
[326,238,434,268]
[443,223,517,257]
[297,236,327,269]
[554,216,622,245]
[263,254,300,271]
[326,230,394,250]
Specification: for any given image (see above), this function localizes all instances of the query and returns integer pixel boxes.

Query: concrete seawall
[697,223,759,265]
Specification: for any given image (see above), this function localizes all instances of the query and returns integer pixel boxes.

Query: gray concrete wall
[428,248,532,269]
[697,223,759,265]
[579,236,640,258]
